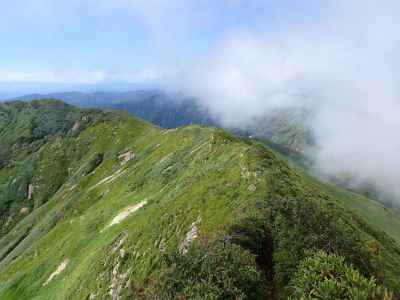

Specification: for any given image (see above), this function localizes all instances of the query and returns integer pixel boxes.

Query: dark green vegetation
[0,100,399,299]
[0,100,108,237]
[290,251,392,299]
[141,241,267,299]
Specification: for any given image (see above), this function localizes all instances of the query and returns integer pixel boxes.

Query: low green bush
[139,241,268,299]
[289,251,392,300]
[83,152,104,175]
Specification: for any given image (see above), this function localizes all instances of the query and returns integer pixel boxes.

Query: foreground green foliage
[0,100,399,299]
[290,251,392,300]
[138,241,267,299]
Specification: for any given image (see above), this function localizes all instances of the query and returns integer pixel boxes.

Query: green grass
[0,100,399,299]
[259,135,400,245]
[325,184,400,244]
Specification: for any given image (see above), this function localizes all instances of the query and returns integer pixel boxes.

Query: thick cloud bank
[172,1,400,204]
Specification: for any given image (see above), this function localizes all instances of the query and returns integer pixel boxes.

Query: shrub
[289,251,392,300]
[83,153,104,175]
[143,241,268,299]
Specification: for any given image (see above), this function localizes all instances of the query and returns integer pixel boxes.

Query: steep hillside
[0,100,110,238]
[0,100,399,299]
[259,137,400,245]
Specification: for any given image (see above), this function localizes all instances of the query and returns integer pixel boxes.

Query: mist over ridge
[2,0,400,204]
[162,1,400,205]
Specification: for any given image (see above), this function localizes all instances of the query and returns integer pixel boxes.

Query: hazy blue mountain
[12,91,313,153]
[13,90,215,129]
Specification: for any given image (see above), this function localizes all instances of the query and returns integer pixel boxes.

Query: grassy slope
[263,137,400,245]
[0,100,399,299]
[0,100,110,238]
[323,183,400,244]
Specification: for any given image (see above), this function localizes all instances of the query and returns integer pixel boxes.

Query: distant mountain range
[11,90,313,153]
[12,90,215,128]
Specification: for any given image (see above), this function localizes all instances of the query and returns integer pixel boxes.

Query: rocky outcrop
[27,184,34,200]
[118,151,135,165]
[72,121,80,132]
[43,258,70,286]
[102,200,148,232]
[180,216,201,255]
[20,207,30,215]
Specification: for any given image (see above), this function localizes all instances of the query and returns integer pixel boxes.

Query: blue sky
[0,0,329,96]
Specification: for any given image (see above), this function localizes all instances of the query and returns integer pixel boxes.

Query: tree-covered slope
[0,100,399,299]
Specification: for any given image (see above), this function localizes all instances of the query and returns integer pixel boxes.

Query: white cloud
[172,0,400,203]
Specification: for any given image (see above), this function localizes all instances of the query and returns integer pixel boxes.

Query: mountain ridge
[0,100,399,299]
